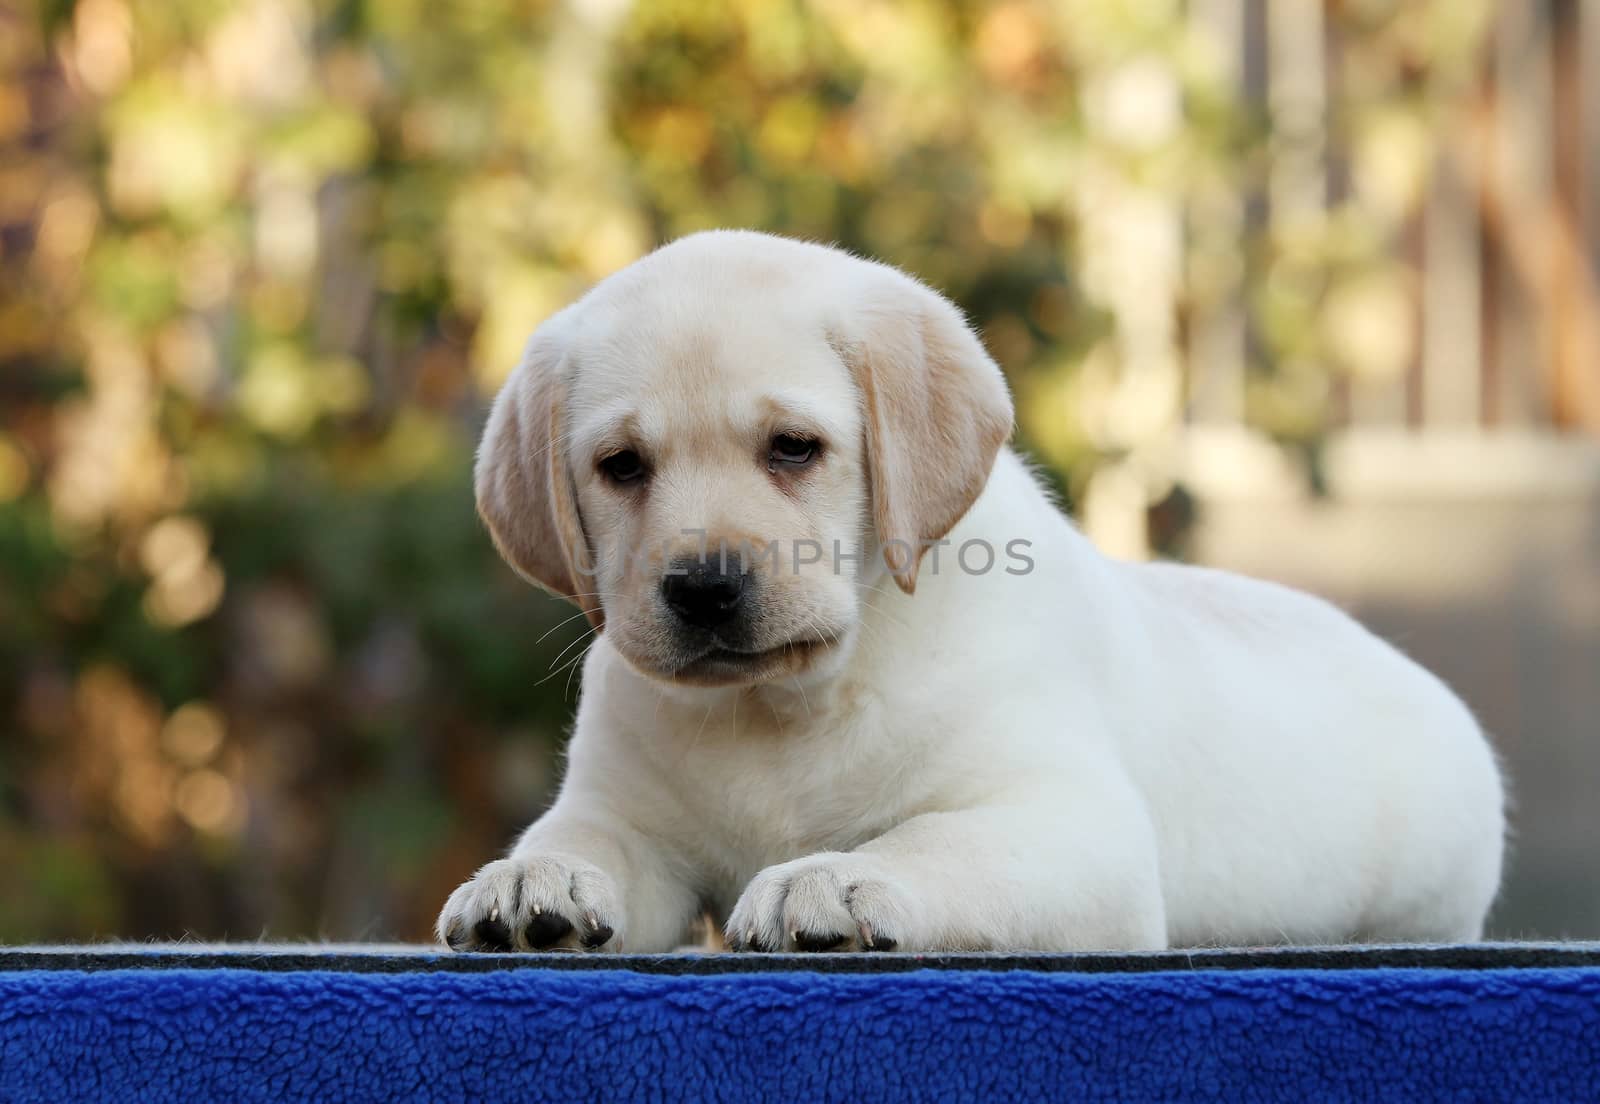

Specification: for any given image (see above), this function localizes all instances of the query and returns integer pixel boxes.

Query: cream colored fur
[438,231,1505,953]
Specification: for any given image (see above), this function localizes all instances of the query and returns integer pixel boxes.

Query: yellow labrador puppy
[438,231,1504,954]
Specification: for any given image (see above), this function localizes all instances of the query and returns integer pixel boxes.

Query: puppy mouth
[670,636,830,685]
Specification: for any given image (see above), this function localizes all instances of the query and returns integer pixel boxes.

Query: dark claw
[443,922,469,952]
[580,922,614,949]
[473,916,513,951]
[727,930,774,953]
[864,933,898,952]
[793,929,849,952]
[525,911,574,948]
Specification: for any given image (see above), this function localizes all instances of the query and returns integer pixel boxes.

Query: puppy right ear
[833,266,1014,595]
[474,313,603,631]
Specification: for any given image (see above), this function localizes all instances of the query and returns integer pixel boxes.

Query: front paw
[726,853,914,952]
[437,855,622,952]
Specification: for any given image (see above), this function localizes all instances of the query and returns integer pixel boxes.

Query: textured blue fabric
[1,966,1597,1102]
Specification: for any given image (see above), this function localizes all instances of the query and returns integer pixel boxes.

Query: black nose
[661,557,747,629]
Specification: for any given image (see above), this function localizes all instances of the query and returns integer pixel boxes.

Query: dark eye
[599,450,646,484]
[769,434,819,468]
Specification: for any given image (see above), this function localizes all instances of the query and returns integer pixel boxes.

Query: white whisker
[544,625,597,673]
[563,637,597,699]
[790,675,812,721]
[534,605,603,646]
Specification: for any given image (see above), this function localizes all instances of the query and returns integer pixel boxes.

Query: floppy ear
[837,270,1015,594]
[475,313,603,631]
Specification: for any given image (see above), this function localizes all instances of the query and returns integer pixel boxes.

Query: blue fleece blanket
[1,963,1597,1102]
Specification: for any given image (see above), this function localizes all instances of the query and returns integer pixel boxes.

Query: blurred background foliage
[0,0,1541,941]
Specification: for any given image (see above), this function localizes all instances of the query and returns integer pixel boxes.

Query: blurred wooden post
[1186,0,1247,428]
[1266,0,1325,219]
[1073,52,1186,560]
[1550,0,1600,431]
[1585,0,1600,274]
[1464,0,1600,434]
[1488,0,1555,426]
[1423,163,1484,426]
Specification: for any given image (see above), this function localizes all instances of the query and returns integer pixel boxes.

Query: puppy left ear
[836,268,1015,594]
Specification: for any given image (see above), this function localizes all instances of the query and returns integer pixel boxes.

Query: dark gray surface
[3,943,1598,974]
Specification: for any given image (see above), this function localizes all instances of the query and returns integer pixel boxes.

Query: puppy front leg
[437,802,700,953]
[727,794,1168,953]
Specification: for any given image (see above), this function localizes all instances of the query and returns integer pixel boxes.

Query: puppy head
[476,232,1012,688]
